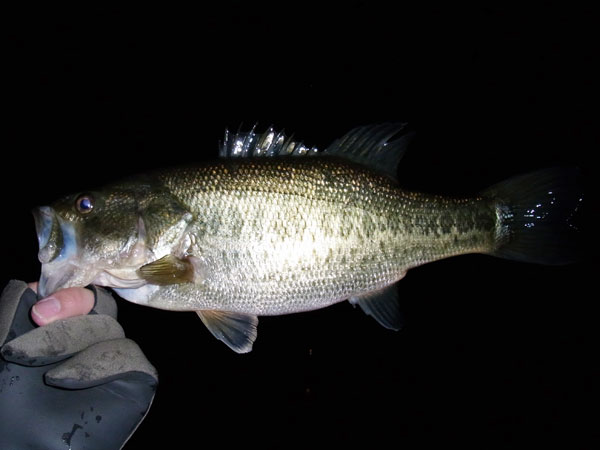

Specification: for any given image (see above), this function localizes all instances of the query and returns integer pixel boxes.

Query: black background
[3,3,598,449]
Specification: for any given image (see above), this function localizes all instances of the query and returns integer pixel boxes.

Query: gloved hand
[0,280,158,449]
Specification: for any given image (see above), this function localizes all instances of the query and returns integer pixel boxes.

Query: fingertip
[31,296,61,325]
[31,287,95,326]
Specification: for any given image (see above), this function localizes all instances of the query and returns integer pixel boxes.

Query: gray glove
[0,280,157,449]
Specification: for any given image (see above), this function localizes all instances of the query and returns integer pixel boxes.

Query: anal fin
[349,283,404,331]
[197,310,258,354]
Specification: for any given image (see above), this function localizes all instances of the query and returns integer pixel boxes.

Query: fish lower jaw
[38,260,96,297]
[93,268,147,289]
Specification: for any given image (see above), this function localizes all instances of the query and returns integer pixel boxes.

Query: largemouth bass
[33,124,583,352]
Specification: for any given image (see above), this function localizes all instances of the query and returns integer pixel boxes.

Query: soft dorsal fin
[324,123,414,181]
[219,124,318,158]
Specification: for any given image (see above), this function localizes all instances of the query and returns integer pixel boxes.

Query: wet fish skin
[33,124,583,352]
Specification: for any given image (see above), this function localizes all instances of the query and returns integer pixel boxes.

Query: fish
[32,123,584,353]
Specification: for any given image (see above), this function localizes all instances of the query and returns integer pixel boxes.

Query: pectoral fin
[196,310,258,354]
[137,255,195,285]
[349,283,404,331]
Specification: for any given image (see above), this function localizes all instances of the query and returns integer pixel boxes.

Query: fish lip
[32,206,54,250]
[38,265,74,298]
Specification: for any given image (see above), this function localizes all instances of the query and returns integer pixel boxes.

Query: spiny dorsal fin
[324,123,414,181]
[219,124,318,158]
[218,123,414,181]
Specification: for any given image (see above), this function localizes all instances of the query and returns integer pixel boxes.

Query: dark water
[3,4,597,449]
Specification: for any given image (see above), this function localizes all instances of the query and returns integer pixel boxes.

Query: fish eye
[75,194,94,214]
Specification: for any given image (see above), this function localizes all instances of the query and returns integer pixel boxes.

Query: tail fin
[482,168,584,265]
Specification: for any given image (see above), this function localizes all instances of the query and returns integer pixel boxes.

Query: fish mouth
[32,206,83,297]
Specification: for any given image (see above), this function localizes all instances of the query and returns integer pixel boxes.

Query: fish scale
[148,157,498,315]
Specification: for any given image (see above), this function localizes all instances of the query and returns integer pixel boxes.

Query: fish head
[33,181,192,297]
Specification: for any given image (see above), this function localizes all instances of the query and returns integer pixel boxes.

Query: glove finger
[87,285,118,319]
[0,280,36,345]
[1,314,125,366]
[45,338,158,389]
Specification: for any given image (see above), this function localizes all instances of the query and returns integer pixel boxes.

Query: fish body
[33,124,583,352]
[140,158,496,315]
